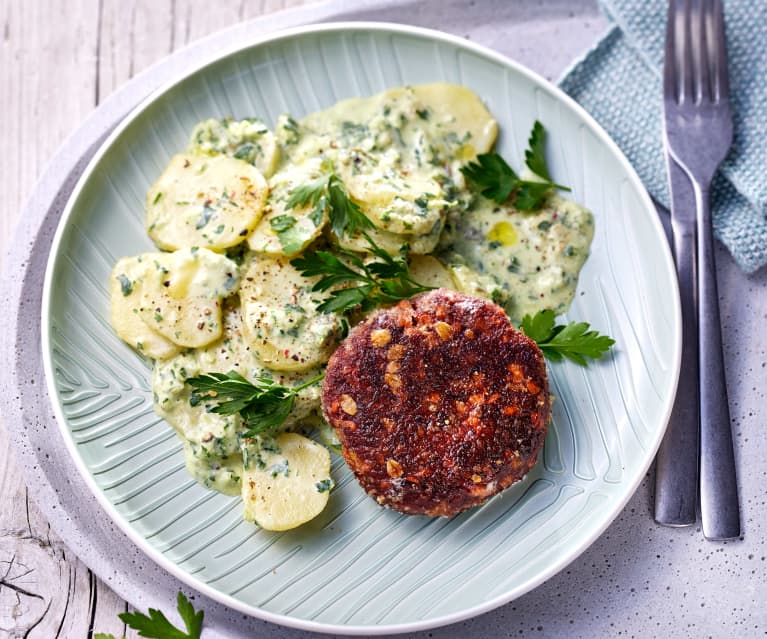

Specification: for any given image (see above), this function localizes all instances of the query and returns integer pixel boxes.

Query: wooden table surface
[0,2,310,636]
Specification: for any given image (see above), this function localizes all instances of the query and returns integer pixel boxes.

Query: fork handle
[655,159,699,527]
[696,186,741,540]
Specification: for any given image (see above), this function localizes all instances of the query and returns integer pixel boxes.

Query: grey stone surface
[1,0,764,637]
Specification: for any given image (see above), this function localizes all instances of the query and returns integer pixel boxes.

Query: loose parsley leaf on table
[94,591,203,639]
[461,120,570,210]
[186,370,324,437]
[520,309,615,366]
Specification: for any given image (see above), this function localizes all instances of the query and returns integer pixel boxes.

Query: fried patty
[322,289,550,517]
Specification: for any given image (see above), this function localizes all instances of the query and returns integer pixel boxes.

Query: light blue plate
[42,23,681,635]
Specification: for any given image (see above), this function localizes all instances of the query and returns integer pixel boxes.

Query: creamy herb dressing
[439,194,594,324]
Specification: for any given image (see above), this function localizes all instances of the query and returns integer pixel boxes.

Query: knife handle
[696,187,741,540]
[655,215,699,527]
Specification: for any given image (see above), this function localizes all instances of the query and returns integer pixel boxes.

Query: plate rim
[41,20,682,636]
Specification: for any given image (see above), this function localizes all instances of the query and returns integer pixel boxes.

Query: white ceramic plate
[42,22,681,635]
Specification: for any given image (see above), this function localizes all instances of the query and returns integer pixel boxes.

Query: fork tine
[691,0,710,104]
[680,0,696,104]
[709,0,730,102]
[665,0,696,104]
[664,0,678,101]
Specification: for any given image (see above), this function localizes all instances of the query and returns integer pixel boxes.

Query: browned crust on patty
[322,289,550,517]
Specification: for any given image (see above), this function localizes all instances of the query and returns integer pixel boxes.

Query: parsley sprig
[292,237,434,313]
[520,309,615,366]
[286,172,374,237]
[286,172,433,313]
[95,591,203,639]
[461,121,570,210]
[186,371,324,436]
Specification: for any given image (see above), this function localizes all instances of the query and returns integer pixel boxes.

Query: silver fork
[655,0,740,540]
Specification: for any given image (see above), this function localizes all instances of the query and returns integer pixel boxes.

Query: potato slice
[411,83,499,157]
[408,255,456,290]
[341,168,448,236]
[189,117,280,178]
[333,218,443,256]
[447,263,502,303]
[146,153,268,251]
[242,433,332,531]
[140,247,240,348]
[247,166,327,256]
[239,255,342,371]
[298,83,497,164]
[110,256,181,359]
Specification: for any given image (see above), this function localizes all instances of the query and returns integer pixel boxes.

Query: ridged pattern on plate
[45,27,679,630]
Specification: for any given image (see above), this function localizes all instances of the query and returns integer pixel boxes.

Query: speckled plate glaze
[41,23,681,635]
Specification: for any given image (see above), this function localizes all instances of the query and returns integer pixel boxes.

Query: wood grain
[0,1,310,636]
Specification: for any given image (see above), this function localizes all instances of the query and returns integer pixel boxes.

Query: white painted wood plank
[0,423,131,638]
[97,0,175,103]
[0,0,98,265]
[1,1,313,636]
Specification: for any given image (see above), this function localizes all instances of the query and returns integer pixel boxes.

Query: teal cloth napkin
[558,0,767,273]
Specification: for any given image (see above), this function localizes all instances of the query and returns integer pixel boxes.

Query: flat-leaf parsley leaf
[520,309,615,366]
[286,172,374,238]
[186,371,324,436]
[291,237,434,314]
[524,120,553,182]
[461,120,570,210]
[94,591,203,639]
[269,214,297,233]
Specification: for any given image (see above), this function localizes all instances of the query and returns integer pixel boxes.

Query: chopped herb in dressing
[117,273,133,296]
[315,478,334,493]
[270,215,297,233]
[269,459,290,478]
[196,203,215,229]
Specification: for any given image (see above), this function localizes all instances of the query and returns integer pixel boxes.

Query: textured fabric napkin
[559,0,767,273]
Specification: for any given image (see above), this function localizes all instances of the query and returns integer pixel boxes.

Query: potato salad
[109,83,594,530]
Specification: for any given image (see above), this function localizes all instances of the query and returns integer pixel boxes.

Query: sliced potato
[411,83,499,157]
[408,255,456,290]
[447,263,501,303]
[239,255,342,371]
[146,153,268,251]
[140,247,240,348]
[340,168,448,236]
[247,166,327,256]
[110,256,180,359]
[242,433,332,531]
[189,117,280,178]
[298,83,497,163]
[333,218,443,256]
